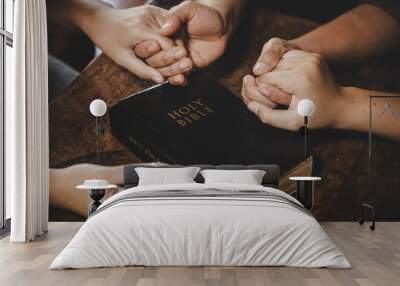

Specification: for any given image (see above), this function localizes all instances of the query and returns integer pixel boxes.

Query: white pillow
[135,167,201,186]
[200,169,266,185]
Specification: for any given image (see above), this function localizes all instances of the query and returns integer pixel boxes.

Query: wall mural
[47,0,400,221]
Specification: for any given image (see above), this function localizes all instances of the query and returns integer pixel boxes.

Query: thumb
[247,101,300,131]
[160,15,183,36]
[160,4,193,36]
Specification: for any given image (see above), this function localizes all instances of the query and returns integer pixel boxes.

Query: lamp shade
[297,99,315,117]
[90,99,107,117]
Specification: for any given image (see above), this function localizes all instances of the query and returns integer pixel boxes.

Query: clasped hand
[241,38,348,131]
[87,1,229,86]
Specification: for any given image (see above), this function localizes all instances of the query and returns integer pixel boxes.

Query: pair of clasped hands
[89,1,229,85]
[87,1,342,132]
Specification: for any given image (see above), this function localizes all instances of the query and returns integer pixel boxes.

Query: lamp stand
[95,117,100,164]
[359,96,376,230]
[304,116,308,161]
[359,125,376,230]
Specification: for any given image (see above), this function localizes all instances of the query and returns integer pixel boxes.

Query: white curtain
[7,0,49,242]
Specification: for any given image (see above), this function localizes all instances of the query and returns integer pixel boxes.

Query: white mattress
[50,183,350,269]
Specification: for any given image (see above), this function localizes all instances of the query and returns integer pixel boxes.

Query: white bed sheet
[50,183,350,269]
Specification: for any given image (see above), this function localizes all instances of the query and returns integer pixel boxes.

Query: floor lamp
[89,99,107,164]
[359,95,400,231]
[297,99,315,160]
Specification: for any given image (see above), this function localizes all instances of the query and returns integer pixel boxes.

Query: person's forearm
[335,87,400,140]
[291,4,400,64]
[49,164,124,217]
[196,0,246,35]
[47,0,111,31]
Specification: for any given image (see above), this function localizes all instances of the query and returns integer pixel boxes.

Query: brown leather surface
[49,6,400,220]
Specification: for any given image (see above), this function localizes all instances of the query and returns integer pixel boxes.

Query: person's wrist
[332,86,353,129]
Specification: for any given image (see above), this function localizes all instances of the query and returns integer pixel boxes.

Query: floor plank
[0,222,399,286]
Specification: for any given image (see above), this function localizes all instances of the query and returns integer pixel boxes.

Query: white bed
[50,183,350,269]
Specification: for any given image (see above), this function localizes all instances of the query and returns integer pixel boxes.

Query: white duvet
[50,183,350,269]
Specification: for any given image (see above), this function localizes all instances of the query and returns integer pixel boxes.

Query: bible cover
[109,73,303,171]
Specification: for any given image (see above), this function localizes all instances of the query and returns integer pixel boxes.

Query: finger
[168,74,186,86]
[242,75,276,108]
[256,82,292,106]
[274,57,305,72]
[282,49,311,59]
[253,38,289,76]
[247,101,300,131]
[241,75,257,103]
[118,50,164,83]
[134,40,161,59]
[154,35,177,51]
[158,58,193,77]
[241,75,254,104]
[160,15,183,36]
[256,71,297,95]
[241,76,251,104]
[135,31,177,52]
[146,46,187,68]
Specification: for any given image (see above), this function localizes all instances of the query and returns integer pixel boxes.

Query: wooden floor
[0,222,399,286]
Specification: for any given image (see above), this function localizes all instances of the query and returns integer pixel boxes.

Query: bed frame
[123,164,280,189]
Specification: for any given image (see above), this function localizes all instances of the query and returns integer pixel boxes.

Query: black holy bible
[109,73,304,172]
